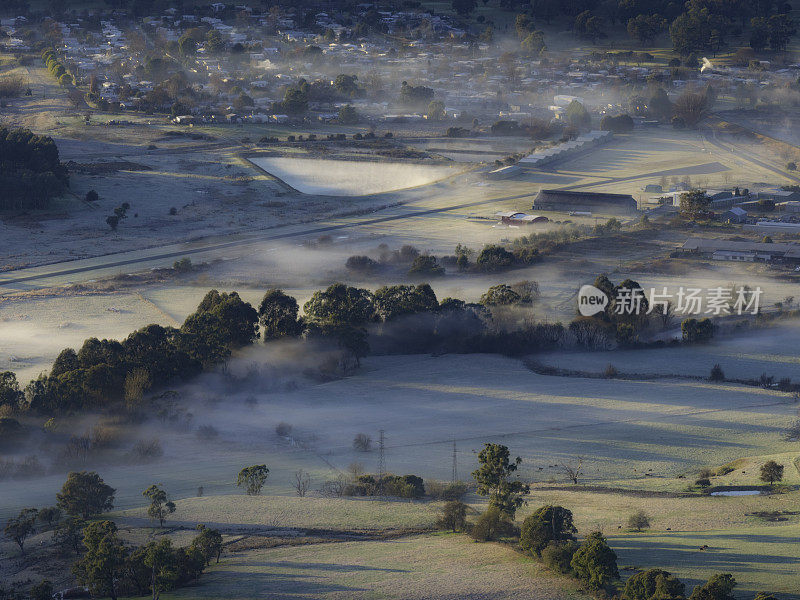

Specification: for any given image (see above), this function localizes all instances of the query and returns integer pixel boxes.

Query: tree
[670,8,717,55]
[709,364,725,381]
[759,460,784,485]
[470,506,518,541]
[521,31,547,56]
[143,485,176,528]
[623,568,686,600]
[408,255,444,276]
[673,92,708,128]
[476,244,514,272]
[627,14,667,45]
[565,99,591,128]
[571,531,619,589]
[681,318,714,343]
[303,283,374,326]
[437,500,468,532]
[143,538,179,600]
[515,13,533,38]
[57,471,115,519]
[178,34,197,56]
[0,371,23,409]
[647,88,673,121]
[689,574,736,600]
[452,0,477,17]
[334,74,360,97]
[519,505,576,556]
[106,215,120,230]
[54,516,85,555]
[85,189,99,202]
[679,189,711,218]
[4,508,38,553]
[294,469,311,497]
[237,465,269,495]
[767,15,796,51]
[480,284,522,306]
[38,506,62,528]
[373,284,438,321]
[471,443,529,517]
[192,290,259,348]
[73,521,127,600]
[258,289,302,340]
[427,100,446,121]
[338,104,359,124]
[627,510,650,532]
[29,580,54,600]
[750,17,769,51]
[191,524,223,565]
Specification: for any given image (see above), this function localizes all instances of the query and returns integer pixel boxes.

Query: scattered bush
[623,568,685,600]
[570,531,619,589]
[275,422,293,437]
[426,480,468,500]
[709,364,725,382]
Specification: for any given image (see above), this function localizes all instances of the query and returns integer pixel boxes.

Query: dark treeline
[0,283,566,416]
[0,126,68,210]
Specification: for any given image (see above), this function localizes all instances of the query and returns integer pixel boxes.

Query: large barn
[533,190,638,214]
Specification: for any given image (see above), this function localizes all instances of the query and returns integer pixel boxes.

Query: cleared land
[161,533,590,600]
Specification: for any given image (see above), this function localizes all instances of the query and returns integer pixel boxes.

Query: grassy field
[612,524,800,597]
[162,533,590,600]
[116,495,443,532]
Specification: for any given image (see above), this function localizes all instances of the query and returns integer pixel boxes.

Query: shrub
[623,568,685,600]
[695,477,711,488]
[469,506,519,541]
[709,364,725,381]
[426,480,468,500]
[604,364,619,378]
[346,255,379,273]
[275,422,292,437]
[408,255,444,276]
[541,541,579,574]
[130,439,164,462]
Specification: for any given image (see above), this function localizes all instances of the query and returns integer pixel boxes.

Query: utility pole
[451,439,457,484]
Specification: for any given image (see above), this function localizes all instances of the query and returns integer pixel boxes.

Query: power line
[377,429,385,493]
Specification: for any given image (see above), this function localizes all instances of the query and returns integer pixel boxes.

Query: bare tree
[353,433,373,452]
[673,92,708,128]
[652,300,675,330]
[560,457,584,484]
[294,469,310,497]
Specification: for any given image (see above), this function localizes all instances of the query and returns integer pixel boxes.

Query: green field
[162,533,590,600]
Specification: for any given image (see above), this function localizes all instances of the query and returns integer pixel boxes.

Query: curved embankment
[247,156,465,196]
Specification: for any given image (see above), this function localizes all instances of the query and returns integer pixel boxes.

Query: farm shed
[495,211,550,225]
[680,237,800,263]
[533,189,638,214]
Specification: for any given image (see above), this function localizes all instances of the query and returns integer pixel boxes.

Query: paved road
[0,190,534,294]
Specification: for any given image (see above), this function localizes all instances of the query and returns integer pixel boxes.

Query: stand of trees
[0,125,68,210]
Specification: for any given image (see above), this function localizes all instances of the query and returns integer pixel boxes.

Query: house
[722,207,748,223]
[533,190,638,214]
